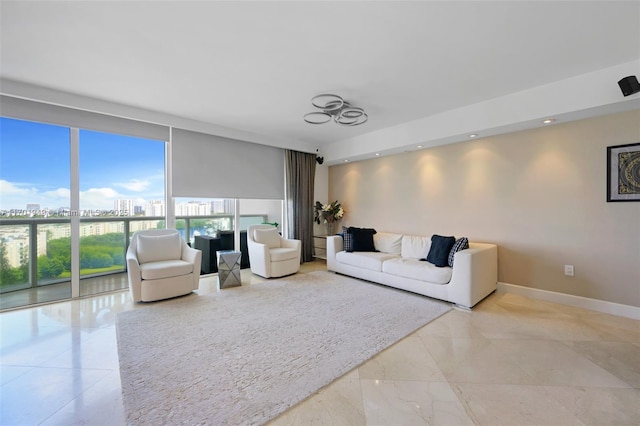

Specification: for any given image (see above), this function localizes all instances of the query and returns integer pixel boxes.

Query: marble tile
[0,364,32,385]
[269,376,365,426]
[544,385,640,425]
[422,336,537,385]
[511,340,632,388]
[0,366,110,425]
[562,340,640,388]
[361,379,474,426]
[40,370,125,426]
[358,335,446,382]
[1,327,83,367]
[424,336,630,387]
[452,383,583,425]
[42,326,120,370]
[416,309,484,339]
[2,264,640,426]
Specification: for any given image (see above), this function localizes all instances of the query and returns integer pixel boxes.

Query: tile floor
[1,260,639,425]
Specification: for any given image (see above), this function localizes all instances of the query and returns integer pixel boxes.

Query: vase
[325,222,335,236]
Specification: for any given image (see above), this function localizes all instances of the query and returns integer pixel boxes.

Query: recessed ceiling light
[469,133,478,138]
[344,159,349,163]
[375,153,380,156]
[417,145,423,148]
[542,118,556,124]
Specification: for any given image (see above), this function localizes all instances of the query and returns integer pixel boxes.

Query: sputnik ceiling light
[304,94,368,126]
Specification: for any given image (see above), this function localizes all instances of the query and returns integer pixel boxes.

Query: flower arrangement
[314,200,344,225]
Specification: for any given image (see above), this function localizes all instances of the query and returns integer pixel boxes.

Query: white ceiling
[1,1,640,163]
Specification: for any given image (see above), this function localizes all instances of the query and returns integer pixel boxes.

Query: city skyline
[0,198,235,217]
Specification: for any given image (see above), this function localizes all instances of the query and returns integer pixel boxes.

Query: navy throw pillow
[448,237,469,267]
[349,227,377,252]
[426,234,456,267]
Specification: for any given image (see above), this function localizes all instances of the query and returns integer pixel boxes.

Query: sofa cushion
[383,258,452,284]
[254,228,281,249]
[448,237,469,267]
[336,251,397,272]
[140,259,193,280]
[269,247,299,262]
[426,235,456,267]
[137,233,182,264]
[401,235,431,259]
[348,227,377,252]
[374,232,403,255]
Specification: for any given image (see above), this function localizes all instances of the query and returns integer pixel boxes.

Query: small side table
[217,250,242,289]
[313,235,328,259]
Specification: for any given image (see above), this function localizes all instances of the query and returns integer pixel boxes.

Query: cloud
[0,179,54,210]
[0,179,163,212]
[43,188,71,199]
[114,179,151,192]
[80,187,125,210]
[0,179,37,196]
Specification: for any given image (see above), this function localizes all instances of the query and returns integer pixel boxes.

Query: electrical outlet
[564,265,574,276]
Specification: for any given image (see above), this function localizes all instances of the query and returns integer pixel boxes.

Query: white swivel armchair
[247,225,301,278]
[126,229,202,302]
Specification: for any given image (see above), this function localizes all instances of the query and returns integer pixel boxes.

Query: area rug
[116,270,450,425]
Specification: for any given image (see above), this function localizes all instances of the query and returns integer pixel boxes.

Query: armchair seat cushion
[269,247,300,262]
[140,259,194,280]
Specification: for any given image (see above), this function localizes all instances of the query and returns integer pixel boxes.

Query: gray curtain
[285,150,316,262]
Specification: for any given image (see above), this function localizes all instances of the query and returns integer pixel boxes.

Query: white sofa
[126,229,202,302]
[326,232,497,309]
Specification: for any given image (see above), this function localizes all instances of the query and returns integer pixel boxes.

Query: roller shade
[0,95,170,141]
[171,128,284,199]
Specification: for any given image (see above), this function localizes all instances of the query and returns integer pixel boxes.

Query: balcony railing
[0,214,267,294]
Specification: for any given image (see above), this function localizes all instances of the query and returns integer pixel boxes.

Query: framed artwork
[607,142,640,202]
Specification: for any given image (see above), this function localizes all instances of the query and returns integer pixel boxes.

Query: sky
[0,117,165,212]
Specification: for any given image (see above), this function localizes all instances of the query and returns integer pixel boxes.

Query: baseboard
[497,282,640,320]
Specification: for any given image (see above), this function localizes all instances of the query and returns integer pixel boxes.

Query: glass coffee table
[217,250,242,289]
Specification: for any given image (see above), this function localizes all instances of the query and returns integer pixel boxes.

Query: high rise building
[114,200,134,216]
[145,201,164,217]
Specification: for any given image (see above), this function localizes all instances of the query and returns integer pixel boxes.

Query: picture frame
[607,142,640,202]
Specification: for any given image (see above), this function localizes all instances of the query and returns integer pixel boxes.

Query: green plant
[314,200,344,225]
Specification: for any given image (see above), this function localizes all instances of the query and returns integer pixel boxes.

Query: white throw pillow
[374,232,403,255]
[137,233,182,264]
[254,228,281,249]
[401,235,431,259]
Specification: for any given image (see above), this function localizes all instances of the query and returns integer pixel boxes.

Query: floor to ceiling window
[0,117,72,308]
[78,129,166,297]
[0,116,167,309]
[174,197,236,244]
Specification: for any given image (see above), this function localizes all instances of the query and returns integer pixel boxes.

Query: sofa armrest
[126,246,142,302]
[326,235,343,271]
[448,243,498,308]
